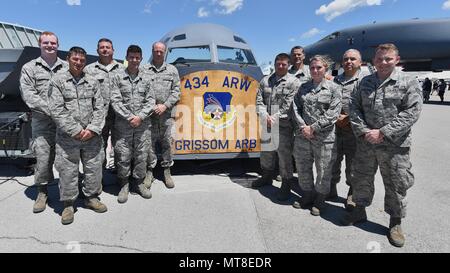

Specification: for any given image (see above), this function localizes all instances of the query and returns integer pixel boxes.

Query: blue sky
[1,0,450,65]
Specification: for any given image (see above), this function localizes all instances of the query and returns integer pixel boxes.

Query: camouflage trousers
[101,106,115,168]
[55,133,104,202]
[331,128,356,186]
[293,136,336,195]
[31,112,56,186]
[260,121,294,179]
[351,141,414,218]
[114,118,151,182]
[147,114,174,169]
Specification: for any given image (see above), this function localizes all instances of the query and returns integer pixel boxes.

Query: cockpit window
[217,46,257,65]
[172,34,186,41]
[166,46,211,64]
[320,32,340,42]
[233,36,246,44]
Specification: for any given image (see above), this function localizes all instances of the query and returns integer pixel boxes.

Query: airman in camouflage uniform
[19,31,68,213]
[49,47,107,225]
[330,49,367,209]
[143,42,180,189]
[344,44,422,248]
[253,53,301,201]
[289,46,311,85]
[291,55,341,216]
[267,46,311,184]
[84,38,124,171]
[111,45,154,203]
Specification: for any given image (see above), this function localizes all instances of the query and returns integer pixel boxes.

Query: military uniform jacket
[84,60,124,106]
[49,71,105,137]
[256,73,301,123]
[292,79,342,142]
[142,62,180,113]
[111,68,155,121]
[333,69,366,115]
[350,69,423,147]
[20,57,68,116]
[288,65,311,86]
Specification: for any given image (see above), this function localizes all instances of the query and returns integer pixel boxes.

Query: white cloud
[66,0,80,5]
[214,0,244,14]
[316,0,382,21]
[301,28,322,38]
[289,38,296,42]
[443,0,450,10]
[143,0,159,14]
[198,7,210,17]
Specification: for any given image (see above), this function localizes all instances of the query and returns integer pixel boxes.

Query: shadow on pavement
[424,100,450,106]
[352,220,389,236]
[0,158,35,177]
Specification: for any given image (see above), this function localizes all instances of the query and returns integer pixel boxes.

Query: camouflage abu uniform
[349,68,422,218]
[84,60,124,156]
[292,79,341,195]
[111,68,155,182]
[20,57,68,186]
[288,65,311,85]
[49,71,105,202]
[142,62,180,168]
[331,69,366,187]
[256,73,301,179]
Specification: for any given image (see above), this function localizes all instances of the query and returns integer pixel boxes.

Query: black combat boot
[388,217,405,247]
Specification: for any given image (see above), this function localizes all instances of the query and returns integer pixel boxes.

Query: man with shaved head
[143,42,180,189]
[329,49,366,209]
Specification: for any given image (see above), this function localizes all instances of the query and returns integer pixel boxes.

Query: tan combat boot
[117,178,129,204]
[137,182,152,199]
[143,169,154,189]
[33,185,48,213]
[388,217,405,247]
[163,168,175,188]
[84,197,107,213]
[61,201,74,225]
[345,187,356,211]
[293,191,315,209]
[311,193,327,216]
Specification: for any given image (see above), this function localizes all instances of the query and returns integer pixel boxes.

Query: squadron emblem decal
[197,92,236,132]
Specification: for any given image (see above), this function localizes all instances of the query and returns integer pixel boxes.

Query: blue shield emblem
[203,92,232,120]
[197,92,236,131]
